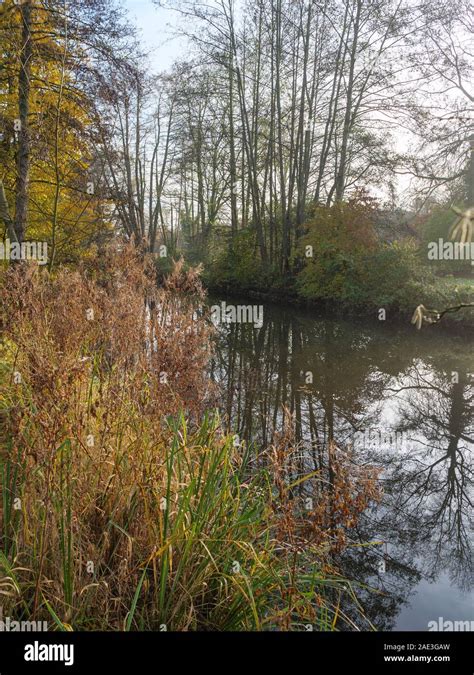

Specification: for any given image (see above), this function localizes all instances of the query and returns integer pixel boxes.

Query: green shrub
[206,229,280,292]
[296,202,434,311]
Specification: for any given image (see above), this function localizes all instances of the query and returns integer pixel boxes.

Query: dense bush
[296,202,434,311]
[206,229,282,293]
[202,201,473,325]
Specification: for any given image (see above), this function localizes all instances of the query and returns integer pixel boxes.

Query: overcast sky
[120,0,184,72]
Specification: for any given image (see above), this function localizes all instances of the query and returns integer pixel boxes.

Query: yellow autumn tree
[0,0,112,267]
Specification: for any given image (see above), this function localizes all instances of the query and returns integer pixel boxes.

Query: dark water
[209,298,473,631]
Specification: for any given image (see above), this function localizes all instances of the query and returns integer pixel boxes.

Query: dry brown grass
[0,247,380,631]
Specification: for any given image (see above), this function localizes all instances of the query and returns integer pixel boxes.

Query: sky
[120,0,185,73]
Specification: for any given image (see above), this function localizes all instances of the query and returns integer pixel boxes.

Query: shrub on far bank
[205,228,282,293]
[203,200,473,326]
[295,202,434,312]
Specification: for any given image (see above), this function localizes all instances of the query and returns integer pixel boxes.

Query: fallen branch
[411,302,474,329]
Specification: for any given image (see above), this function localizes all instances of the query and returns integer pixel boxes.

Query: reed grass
[0,246,377,631]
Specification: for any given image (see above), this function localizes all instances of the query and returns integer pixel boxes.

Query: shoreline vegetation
[0,247,381,631]
[202,201,474,332]
[205,278,474,334]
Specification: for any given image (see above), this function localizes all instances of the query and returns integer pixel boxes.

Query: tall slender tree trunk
[275,0,288,273]
[468,133,474,204]
[0,180,17,243]
[229,53,238,236]
[15,0,33,243]
[334,0,362,202]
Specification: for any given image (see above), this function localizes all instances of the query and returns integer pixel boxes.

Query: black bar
[0,631,471,674]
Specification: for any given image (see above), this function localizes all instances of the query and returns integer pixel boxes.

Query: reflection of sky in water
[211,300,473,631]
[394,574,474,630]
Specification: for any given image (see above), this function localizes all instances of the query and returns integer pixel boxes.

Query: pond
[209,297,474,631]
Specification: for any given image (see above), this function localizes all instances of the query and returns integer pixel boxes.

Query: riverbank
[0,249,378,632]
[202,204,474,332]
[205,273,474,333]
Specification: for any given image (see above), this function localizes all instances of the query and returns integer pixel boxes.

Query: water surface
[209,298,473,631]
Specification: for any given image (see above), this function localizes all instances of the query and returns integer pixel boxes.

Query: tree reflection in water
[210,299,473,630]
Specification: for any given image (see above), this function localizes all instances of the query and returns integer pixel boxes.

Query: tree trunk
[15,0,33,243]
[0,180,17,243]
